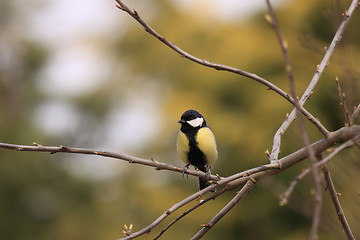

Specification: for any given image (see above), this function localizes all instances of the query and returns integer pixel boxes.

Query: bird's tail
[197,166,214,191]
[198,177,211,191]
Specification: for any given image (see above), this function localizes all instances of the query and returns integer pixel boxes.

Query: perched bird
[177,109,218,191]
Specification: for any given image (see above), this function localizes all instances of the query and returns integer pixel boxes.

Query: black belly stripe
[187,134,207,170]
[180,124,209,171]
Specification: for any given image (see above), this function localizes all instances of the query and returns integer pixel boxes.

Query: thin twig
[117,126,359,240]
[279,167,311,206]
[190,179,256,240]
[336,76,352,126]
[117,164,279,240]
[299,119,323,240]
[114,0,329,137]
[350,103,360,150]
[350,103,360,123]
[154,188,227,240]
[279,137,356,206]
[1,126,360,240]
[0,142,217,181]
[265,2,324,236]
[265,0,296,99]
[270,0,360,162]
[308,160,322,240]
[322,166,355,240]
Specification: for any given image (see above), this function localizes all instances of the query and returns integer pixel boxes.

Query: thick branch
[118,126,360,240]
[227,125,360,189]
[1,126,359,240]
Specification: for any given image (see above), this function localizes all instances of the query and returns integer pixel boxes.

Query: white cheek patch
[187,117,204,128]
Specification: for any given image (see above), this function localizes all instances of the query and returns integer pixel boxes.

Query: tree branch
[154,188,227,240]
[1,126,359,240]
[322,166,355,240]
[279,137,355,206]
[0,142,218,181]
[269,0,360,162]
[191,179,256,240]
[114,0,329,138]
[336,76,352,126]
[264,3,324,236]
[308,155,323,240]
[117,163,280,240]
[279,135,358,238]
[265,0,296,99]
[226,126,360,190]
[351,103,360,123]
[117,126,359,239]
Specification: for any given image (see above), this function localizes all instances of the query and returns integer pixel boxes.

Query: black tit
[177,109,218,191]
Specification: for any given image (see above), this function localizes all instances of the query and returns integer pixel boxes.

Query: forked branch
[114,0,329,137]
[191,179,256,240]
[1,126,359,240]
[269,0,360,162]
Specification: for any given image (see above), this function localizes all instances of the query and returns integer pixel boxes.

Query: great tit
[177,109,218,191]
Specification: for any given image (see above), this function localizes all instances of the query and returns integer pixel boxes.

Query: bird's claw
[181,164,190,178]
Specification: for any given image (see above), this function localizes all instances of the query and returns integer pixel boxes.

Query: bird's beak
[178,119,186,124]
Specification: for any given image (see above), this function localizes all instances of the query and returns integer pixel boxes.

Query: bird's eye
[187,117,204,127]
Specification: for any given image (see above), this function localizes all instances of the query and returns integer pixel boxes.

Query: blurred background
[0,0,359,239]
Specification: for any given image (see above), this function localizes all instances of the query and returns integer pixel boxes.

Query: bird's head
[178,109,206,129]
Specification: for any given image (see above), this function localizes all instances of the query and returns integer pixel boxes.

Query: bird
[177,109,218,191]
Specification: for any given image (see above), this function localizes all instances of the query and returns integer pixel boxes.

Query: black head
[178,110,207,131]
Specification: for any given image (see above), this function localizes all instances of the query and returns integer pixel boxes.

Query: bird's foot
[181,164,190,178]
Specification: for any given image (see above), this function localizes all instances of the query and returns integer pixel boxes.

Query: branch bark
[154,188,227,240]
[279,137,356,206]
[0,142,218,181]
[322,166,355,240]
[269,0,360,162]
[191,180,256,240]
[1,126,359,240]
[114,0,329,138]
[226,126,360,190]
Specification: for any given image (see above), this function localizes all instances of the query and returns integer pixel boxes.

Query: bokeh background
[1,0,360,239]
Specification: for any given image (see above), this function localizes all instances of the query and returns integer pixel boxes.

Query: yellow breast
[196,127,218,166]
[177,131,190,164]
[177,127,218,167]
